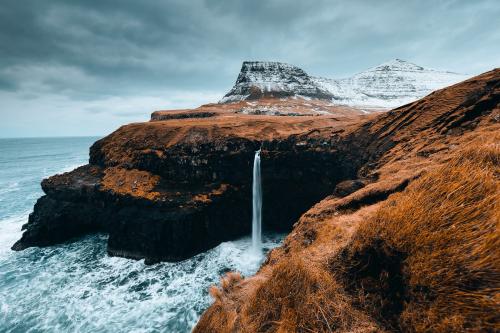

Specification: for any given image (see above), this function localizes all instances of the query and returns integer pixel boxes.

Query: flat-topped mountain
[221,59,469,109]
[220,61,334,103]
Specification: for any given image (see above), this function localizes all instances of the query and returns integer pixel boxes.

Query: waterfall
[251,149,262,253]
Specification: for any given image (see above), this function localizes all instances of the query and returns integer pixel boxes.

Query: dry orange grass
[194,272,243,333]
[196,142,499,333]
[101,167,161,200]
[335,142,500,332]
[196,258,381,333]
[240,258,380,333]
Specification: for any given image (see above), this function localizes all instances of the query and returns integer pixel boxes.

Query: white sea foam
[0,214,25,256]
[0,182,19,197]
[0,137,281,332]
[0,232,282,332]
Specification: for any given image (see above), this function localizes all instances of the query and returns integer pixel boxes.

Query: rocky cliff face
[13,69,498,265]
[194,69,500,333]
[12,109,369,262]
[220,61,334,102]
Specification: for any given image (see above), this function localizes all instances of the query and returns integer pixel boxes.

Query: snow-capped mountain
[220,61,333,103]
[313,59,469,108]
[221,59,469,109]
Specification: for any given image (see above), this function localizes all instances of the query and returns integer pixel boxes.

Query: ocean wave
[0,213,26,257]
[0,233,283,332]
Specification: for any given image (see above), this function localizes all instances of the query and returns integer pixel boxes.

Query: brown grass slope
[194,69,500,332]
[333,143,499,332]
[195,142,499,333]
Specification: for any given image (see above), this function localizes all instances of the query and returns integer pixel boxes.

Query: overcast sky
[1,0,499,137]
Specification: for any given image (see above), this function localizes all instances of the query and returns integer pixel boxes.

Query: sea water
[0,137,283,333]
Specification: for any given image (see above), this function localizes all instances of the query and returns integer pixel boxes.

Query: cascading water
[0,138,286,332]
[251,149,262,253]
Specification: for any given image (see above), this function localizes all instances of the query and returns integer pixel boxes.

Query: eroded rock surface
[12,101,371,262]
[12,69,499,269]
[194,69,499,332]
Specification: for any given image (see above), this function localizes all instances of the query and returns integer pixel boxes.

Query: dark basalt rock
[220,61,334,102]
[13,69,498,262]
[334,179,366,198]
[12,129,367,262]
[13,164,253,262]
[150,111,216,121]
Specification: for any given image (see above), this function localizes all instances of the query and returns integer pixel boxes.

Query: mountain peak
[221,59,469,108]
[241,61,296,68]
[370,58,425,72]
[220,61,333,103]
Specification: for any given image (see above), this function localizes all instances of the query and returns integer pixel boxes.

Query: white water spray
[251,149,262,253]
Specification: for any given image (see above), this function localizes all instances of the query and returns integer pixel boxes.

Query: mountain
[313,59,469,108]
[219,61,334,103]
[221,59,469,109]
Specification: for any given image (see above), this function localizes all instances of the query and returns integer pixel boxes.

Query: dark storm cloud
[2,0,499,94]
[1,0,499,137]
[1,0,236,95]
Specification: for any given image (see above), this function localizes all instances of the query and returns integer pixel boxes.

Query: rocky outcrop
[12,68,498,268]
[220,61,334,103]
[12,164,249,263]
[194,69,499,332]
[11,110,368,262]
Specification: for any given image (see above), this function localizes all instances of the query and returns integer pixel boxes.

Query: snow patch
[221,59,470,109]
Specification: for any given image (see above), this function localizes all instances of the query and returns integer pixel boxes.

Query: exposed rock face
[12,109,367,262]
[221,59,469,109]
[194,69,500,333]
[13,164,249,263]
[220,61,334,103]
[12,68,499,269]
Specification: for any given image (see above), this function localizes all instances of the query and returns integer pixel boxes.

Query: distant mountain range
[220,59,469,109]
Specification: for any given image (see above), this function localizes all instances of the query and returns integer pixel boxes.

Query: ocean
[0,137,282,333]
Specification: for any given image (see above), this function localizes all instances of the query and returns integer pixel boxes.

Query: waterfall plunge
[251,149,262,253]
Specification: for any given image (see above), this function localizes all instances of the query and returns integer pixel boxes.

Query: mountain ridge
[221,59,469,109]
[220,61,334,103]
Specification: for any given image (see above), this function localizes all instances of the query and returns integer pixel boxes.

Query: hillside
[11,65,499,331]
[313,58,468,108]
[194,68,499,332]
[220,61,334,102]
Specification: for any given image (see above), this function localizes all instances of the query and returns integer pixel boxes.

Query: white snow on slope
[312,59,469,108]
[220,61,333,103]
[221,59,469,109]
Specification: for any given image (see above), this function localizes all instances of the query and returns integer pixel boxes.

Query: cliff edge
[11,66,499,331]
[194,68,499,332]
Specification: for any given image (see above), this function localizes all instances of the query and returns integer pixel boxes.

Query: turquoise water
[0,137,282,333]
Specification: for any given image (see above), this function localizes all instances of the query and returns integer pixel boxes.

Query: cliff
[11,67,499,331]
[194,68,500,332]
[12,98,369,262]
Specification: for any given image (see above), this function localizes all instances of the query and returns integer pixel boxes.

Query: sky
[1,0,499,138]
